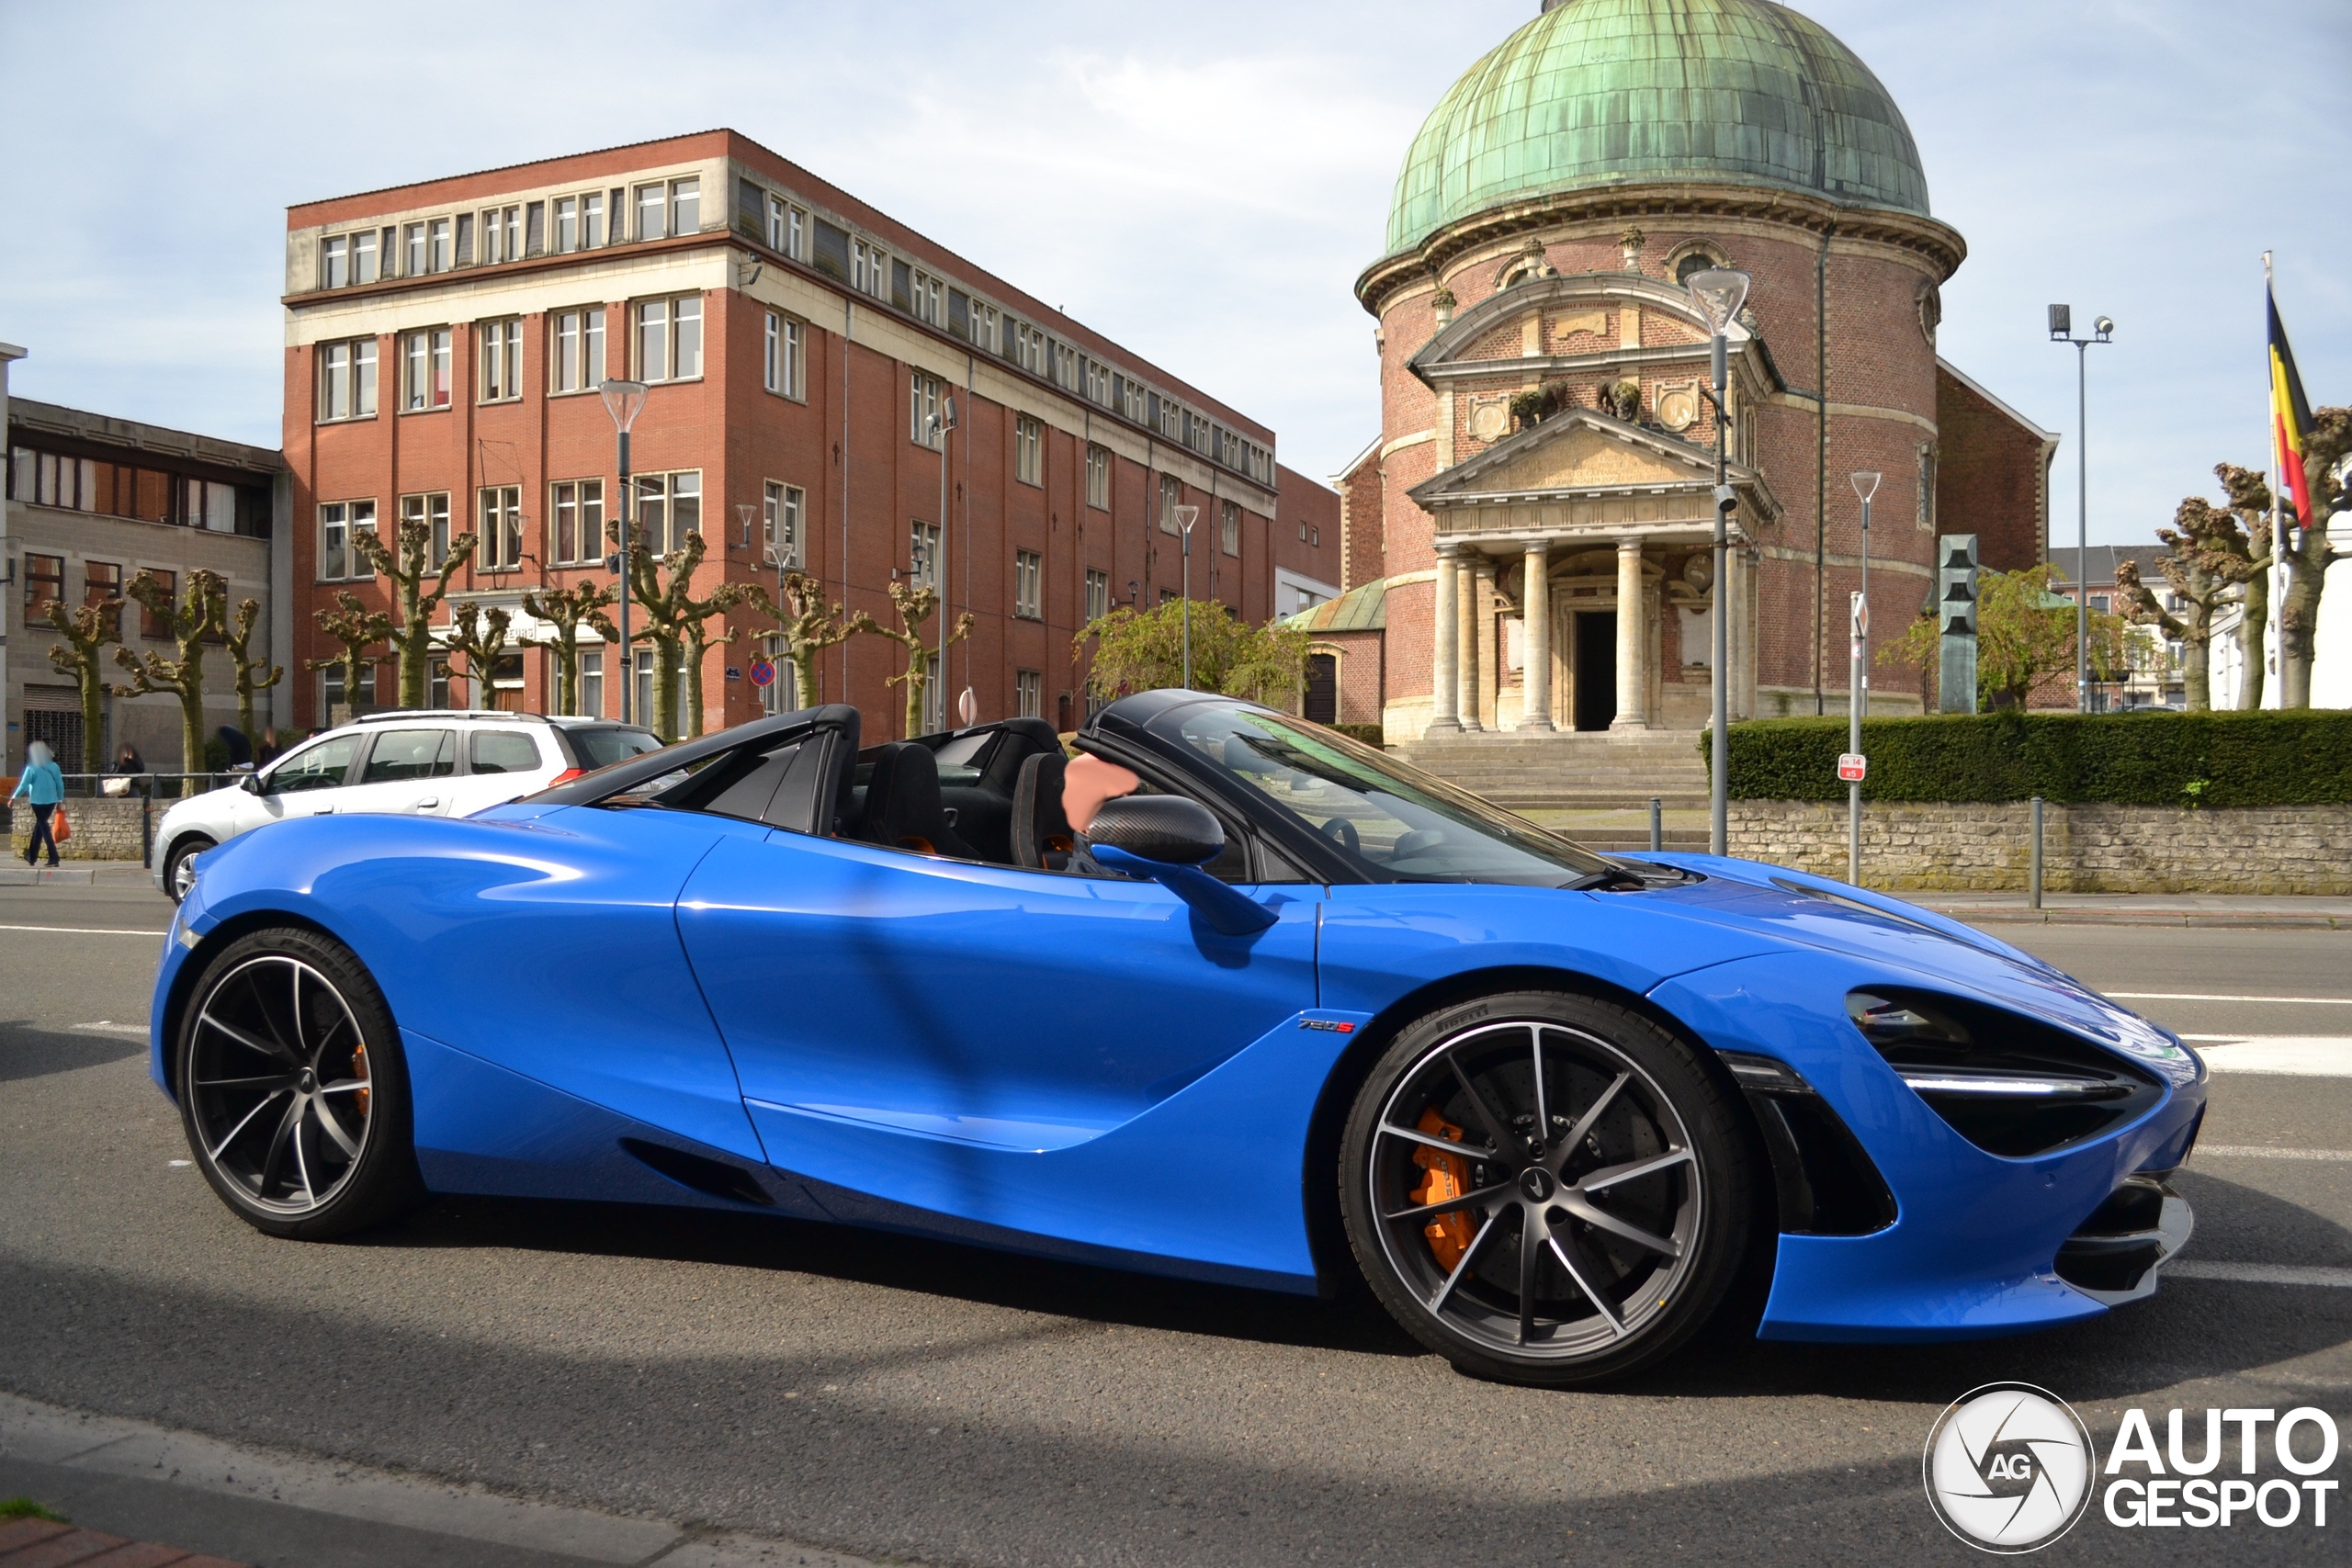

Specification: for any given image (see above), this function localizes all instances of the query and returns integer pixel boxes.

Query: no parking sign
[748,659,775,688]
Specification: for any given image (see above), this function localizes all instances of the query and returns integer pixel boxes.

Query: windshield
[567,726,665,768]
[1156,705,1613,887]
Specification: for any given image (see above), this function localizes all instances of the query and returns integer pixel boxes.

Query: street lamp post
[596,379,650,726]
[1685,267,1752,858]
[929,395,957,731]
[1848,470,1880,886]
[1172,504,1200,688]
[2047,306,2113,712]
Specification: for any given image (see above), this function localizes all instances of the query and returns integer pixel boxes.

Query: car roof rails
[351,709,548,723]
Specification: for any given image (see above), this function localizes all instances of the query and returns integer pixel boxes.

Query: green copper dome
[1385,0,1930,256]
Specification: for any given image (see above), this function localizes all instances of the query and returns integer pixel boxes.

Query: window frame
[318,499,378,583]
[548,306,606,396]
[910,373,944,448]
[1221,501,1240,558]
[478,485,524,571]
[138,567,176,640]
[478,317,524,404]
[1084,569,1110,624]
[630,469,702,556]
[1015,415,1043,487]
[399,491,453,574]
[549,479,606,567]
[633,295,703,382]
[401,328,454,412]
[763,479,805,569]
[763,310,805,399]
[1016,670,1042,719]
[1085,443,1110,510]
[1013,550,1042,620]
[315,336,379,423]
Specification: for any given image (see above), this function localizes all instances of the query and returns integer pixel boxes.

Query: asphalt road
[1,882,2346,1566]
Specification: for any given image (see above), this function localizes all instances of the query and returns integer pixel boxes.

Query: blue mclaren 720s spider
[153,691,2204,1386]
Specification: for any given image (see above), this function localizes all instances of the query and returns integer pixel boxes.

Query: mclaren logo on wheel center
[1924,1383,2096,1552]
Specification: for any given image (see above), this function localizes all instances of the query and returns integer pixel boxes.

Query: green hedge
[1702,711,2352,807]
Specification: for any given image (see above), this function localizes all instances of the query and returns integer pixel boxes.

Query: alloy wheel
[186,954,375,1215]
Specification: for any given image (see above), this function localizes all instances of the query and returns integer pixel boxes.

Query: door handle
[418,797,440,809]
[316,805,335,813]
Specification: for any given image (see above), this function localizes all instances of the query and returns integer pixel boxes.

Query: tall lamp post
[928,395,957,731]
[597,379,650,725]
[1685,267,1752,858]
[1848,470,1880,886]
[1172,504,1200,688]
[2047,306,2112,712]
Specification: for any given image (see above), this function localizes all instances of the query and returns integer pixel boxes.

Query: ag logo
[1924,1383,2096,1552]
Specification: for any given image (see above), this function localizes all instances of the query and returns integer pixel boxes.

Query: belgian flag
[2268,277,2314,525]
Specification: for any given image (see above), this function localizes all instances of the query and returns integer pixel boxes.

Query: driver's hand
[1063,753,1141,833]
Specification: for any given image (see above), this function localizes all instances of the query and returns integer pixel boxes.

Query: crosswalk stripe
[2109,992,2352,1005]
[2193,1145,2352,1162]
[2169,1261,2352,1288]
[2193,1037,2352,1076]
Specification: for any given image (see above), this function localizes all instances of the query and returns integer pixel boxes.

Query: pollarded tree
[741,570,876,711]
[114,569,227,792]
[616,529,724,740]
[43,593,123,772]
[309,592,390,723]
[2276,406,2350,708]
[2115,497,2243,710]
[519,580,615,716]
[2207,464,2276,709]
[873,581,972,739]
[443,602,514,711]
[224,596,283,748]
[677,578,752,738]
[353,517,481,708]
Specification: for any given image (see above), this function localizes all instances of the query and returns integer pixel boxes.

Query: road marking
[73,1021,149,1037]
[2109,992,2352,1006]
[0,923,169,937]
[2169,1261,2352,1288]
[2194,1145,2352,1162]
[2192,1037,2352,1076]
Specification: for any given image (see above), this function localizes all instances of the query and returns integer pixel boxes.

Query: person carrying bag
[11,740,66,867]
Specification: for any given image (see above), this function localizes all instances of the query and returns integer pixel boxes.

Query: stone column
[1612,538,1647,730]
[1427,548,1460,736]
[1457,552,1484,732]
[1520,540,1555,731]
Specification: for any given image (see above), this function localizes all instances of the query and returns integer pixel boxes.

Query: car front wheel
[164,834,213,902]
[1340,990,1755,1386]
[176,926,424,1239]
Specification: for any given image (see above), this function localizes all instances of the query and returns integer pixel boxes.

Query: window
[910,374,944,447]
[1159,474,1182,535]
[764,193,804,259]
[429,218,451,272]
[1086,444,1110,510]
[317,337,379,421]
[634,648,656,721]
[580,649,605,717]
[670,176,699,235]
[1084,359,1113,406]
[909,267,944,327]
[1159,398,1182,440]
[403,222,425,276]
[550,308,605,394]
[582,192,605,249]
[910,520,940,589]
[1012,321,1048,377]
[764,311,804,398]
[1051,342,1077,391]
[402,329,453,411]
[1016,670,1041,719]
[763,480,804,568]
[635,183,666,242]
[633,470,700,555]
[550,479,605,565]
[322,234,346,289]
[478,486,523,570]
[1122,378,1148,423]
[1085,570,1109,624]
[1013,550,1042,620]
[1015,416,1042,486]
[138,568,175,639]
[481,205,520,265]
[83,561,120,636]
[317,667,376,725]
[362,728,456,784]
[1221,501,1239,557]
[851,239,888,298]
[967,301,998,354]
[553,197,578,254]
[400,491,452,572]
[634,296,702,380]
[429,659,449,707]
[320,500,377,581]
[23,552,62,616]
[479,318,523,402]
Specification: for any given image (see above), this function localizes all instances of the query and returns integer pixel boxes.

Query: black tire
[164,834,214,903]
[176,926,424,1239]
[1339,989,1755,1386]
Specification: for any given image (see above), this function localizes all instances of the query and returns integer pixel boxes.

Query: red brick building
[1315,0,2055,739]
[283,129,1339,737]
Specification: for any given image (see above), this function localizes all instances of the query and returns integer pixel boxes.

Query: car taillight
[548,767,585,785]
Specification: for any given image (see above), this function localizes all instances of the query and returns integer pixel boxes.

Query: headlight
[1847,988,2164,1158]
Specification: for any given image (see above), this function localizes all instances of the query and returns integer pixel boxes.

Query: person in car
[1061,752,1139,877]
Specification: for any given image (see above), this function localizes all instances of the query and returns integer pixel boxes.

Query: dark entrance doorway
[1303,653,1338,725]
[1573,611,1616,731]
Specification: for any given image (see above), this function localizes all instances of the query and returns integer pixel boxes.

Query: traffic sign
[1838,753,1867,783]
[748,659,775,688]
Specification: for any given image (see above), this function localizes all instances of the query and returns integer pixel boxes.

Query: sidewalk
[1911,891,2352,929]
[0,862,153,887]
[0,1517,246,1567]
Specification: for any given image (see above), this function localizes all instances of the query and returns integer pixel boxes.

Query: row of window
[316,176,703,290]
[904,397,1238,542]
[8,446,265,536]
[730,172,1276,489]
[21,555,195,640]
[318,469,740,581]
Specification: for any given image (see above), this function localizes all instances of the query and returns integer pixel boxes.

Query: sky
[1,0,2344,553]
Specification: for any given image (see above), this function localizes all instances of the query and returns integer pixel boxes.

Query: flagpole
[2264,251,2284,709]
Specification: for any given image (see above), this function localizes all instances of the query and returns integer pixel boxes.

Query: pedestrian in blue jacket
[12,740,65,867]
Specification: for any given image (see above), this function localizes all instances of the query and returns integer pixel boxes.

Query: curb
[1926,908,2348,930]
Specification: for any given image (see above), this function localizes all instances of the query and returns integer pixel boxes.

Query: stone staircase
[1396,730,1713,848]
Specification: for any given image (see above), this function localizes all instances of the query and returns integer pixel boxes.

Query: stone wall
[1731,801,2352,895]
[6,797,153,863]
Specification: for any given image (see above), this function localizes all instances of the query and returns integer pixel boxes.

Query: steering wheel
[1320,817,1362,855]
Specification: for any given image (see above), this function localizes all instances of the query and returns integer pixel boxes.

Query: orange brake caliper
[1408,1106,1474,1270]
[350,1042,371,1116]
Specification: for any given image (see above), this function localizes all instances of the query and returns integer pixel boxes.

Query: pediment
[1410,410,1724,507]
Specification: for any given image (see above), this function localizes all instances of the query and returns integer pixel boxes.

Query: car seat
[858,743,978,860]
[1010,752,1077,870]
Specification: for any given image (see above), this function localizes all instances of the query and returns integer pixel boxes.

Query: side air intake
[618,1138,775,1207]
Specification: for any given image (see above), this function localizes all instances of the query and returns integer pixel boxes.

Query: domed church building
[1307,0,2055,747]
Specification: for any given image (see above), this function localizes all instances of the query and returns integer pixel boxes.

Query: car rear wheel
[177,926,423,1239]
[1340,990,1754,1386]
[164,835,214,903]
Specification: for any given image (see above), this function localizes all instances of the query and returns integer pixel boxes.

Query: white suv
[154,711,662,900]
